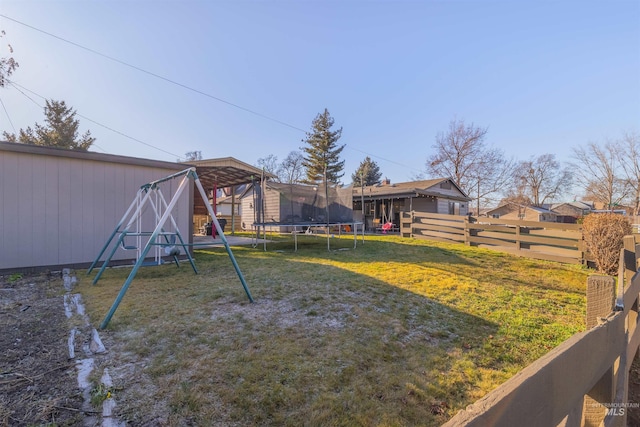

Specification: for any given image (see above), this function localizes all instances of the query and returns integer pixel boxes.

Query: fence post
[583,275,617,426]
[411,210,415,239]
[464,216,470,246]
[623,236,639,365]
[578,224,587,266]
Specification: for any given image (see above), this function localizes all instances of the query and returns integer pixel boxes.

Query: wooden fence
[401,211,586,264]
[443,235,640,426]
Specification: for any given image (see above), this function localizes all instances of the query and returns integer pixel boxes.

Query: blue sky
[0,0,638,185]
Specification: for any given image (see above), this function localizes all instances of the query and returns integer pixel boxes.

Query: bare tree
[278,151,305,184]
[467,148,517,214]
[427,118,511,213]
[514,154,572,206]
[256,154,280,181]
[184,151,202,161]
[571,141,628,209]
[427,118,488,191]
[616,132,640,215]
[0,30,18,88]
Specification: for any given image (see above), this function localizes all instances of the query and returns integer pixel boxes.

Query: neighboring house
[486,204,558,222]
[550,201,594,223]
[352,178,471,231]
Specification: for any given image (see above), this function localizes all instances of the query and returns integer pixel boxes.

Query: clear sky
[0,0,638,185]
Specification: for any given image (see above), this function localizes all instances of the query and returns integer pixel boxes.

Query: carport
[186,157,274,235]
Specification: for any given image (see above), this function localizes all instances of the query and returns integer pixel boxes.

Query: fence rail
[401,211,586,264]
[443,235,640,427]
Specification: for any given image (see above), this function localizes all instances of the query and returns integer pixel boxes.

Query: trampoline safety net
[255,182,353,225]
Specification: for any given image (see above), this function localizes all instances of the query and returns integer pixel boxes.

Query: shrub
[582,213,633,275]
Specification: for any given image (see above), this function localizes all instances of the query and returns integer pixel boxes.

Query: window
[448,201,460,215]
[440,181,452,190]
[364,201,375,215]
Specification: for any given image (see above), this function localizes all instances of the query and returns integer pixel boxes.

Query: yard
[73,234,589,426]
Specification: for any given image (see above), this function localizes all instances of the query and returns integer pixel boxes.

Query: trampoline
[249,180,364,251]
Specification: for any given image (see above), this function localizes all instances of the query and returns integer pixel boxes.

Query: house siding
[0,146,188,271]
[489,206,556,222]
[412,197,437,213]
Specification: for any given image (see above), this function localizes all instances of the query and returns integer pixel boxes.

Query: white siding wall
[0,150,189,270]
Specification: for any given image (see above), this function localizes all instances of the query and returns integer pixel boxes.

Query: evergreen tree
[352,156,382,186]
[301,109,345,184]
[3,100,94,150]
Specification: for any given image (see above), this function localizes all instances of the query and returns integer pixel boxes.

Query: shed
[0,141,190,272]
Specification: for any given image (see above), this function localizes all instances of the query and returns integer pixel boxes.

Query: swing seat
[163,234,181,257]
[140,259,165,267]
[381,222,393,234]
[120,240,137,250]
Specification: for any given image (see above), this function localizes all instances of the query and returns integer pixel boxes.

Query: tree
[184,151,203,161]
[426,118,511,213]
[616,132,640,215]
[301,109,345,184]
[582,213,633,275]
[352,157,382,186]
[3,100,94,150]
[0,30,18,88]
[468,148,516,214]
[278,151,305,184]
[513,154,572,206]
[256,154,280,181]
[571,140,628,210]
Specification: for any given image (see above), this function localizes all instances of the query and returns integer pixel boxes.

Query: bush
[582,213,633,275]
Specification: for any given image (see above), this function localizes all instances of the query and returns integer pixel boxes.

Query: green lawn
[80,234,589,426]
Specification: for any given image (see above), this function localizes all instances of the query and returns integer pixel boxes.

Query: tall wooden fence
[443,235,640,427]
[401,211,586,264]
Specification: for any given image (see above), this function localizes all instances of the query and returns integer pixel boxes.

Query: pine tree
[3,100,95,150]
[301,109,345,184]
[352,157,382,186]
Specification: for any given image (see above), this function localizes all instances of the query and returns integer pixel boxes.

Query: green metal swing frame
[88,167,253,329]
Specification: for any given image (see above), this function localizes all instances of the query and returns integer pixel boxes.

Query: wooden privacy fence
[443,235,640,427]
[401,211,585,264]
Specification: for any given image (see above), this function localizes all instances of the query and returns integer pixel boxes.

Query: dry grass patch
[79,234,588,426]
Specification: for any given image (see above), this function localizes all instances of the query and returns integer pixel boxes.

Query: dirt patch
[0,273,86,426]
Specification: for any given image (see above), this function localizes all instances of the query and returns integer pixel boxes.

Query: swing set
[87,167,253,329]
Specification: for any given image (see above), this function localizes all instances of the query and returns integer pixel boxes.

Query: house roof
[551,201,594,211]
[0,141,269,191]
[0,140,186,170]
[352,178,471,201]
[486,204,557,215]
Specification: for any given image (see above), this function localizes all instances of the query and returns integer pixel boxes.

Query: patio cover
[186,157,273,189]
